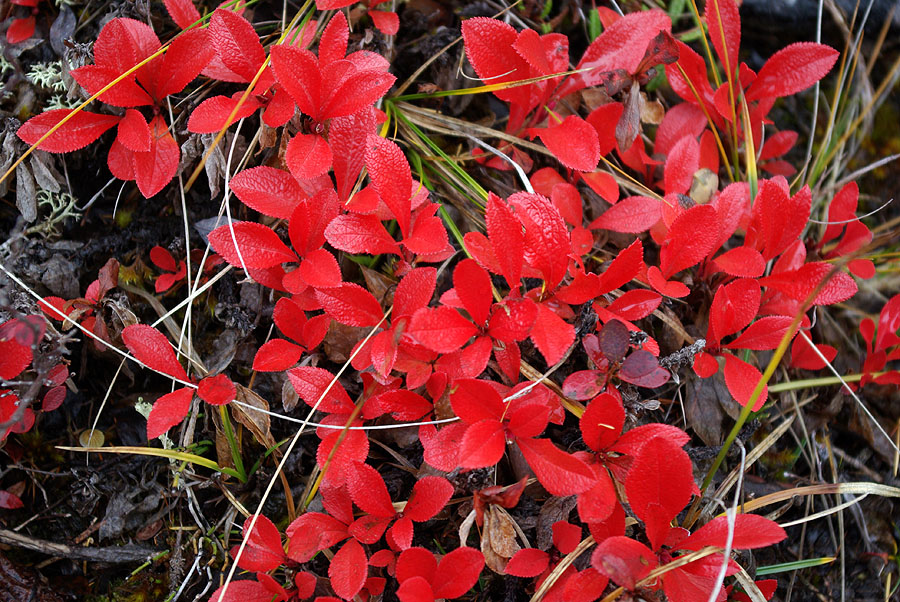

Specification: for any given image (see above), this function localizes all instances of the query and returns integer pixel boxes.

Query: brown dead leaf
[535,495,577,551]
[231,384,277,452]
[323,321,371,363]
[482,505,519,573]
[360,266,396,305]
[684,376,730,446]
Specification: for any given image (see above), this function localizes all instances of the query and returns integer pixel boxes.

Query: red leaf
[404,477,454,522]
[6,16,35,43]
[660,204,719,278]
[298,249,342,289]
[760,130,798,160]
[146,387,193,439]
[287,366,355,413]
[330,108,376,201]
[117,109,151,152]
[270,46,321,119]
[537,115,600,172]
[596,239,643,295]
[517,437,596,496]
[724,354,768,411]
[316,283,384,327]
[712,246,765,277]
[725,316,794,351]
[591,536,657,590]
[321,63,396,121]
[286,512,349,562]
[349,462,396,517]
[94,18,159,76]
[319,11,349,66]
[187,94,260,134]
[450,379,505,424]
[663,135,699,195]
[506,548,550,577]
[232,514,285,572]
[708,278,761,347]
[210,9,265,82]
[252,339,303,371]
[394,267,436,318]
[397,547,438,584]
[461,18,533,108]
[397,576,433,602]
[0,490,24,509]
[754,179,811,261]
[567,10,671,94]
[432,547,484,599]
[606,289,661,321]
[529,302,575,366]
[325,213,401,256]
[370,9,400,35]
[580,393,625,452]
[511,192,571,289]
[678,514,786,551]
[0,338,31,380]
[589,195,660,233]
[286,133,333,180]
[453,259,492,326]
[151,28,213,98]
[747,42,839,101]
[42,386,67,412]
[486,193,525,289]
[209,579,286,602]
[759,262,857,305]
[365,136,412,237]
[17,110,120,153]
[198,374,235,405]
[209,221,297,269]
[329,539,367,600]
[646,266,690,298]
[164,0,201,29]
[317,430,370,487]
[122,324,189,381]
[488,297,538,342]
[230,167,305,219]
[133,116,180,198]
[625,436,693,550]
[369,390,432,421]
[706,0,741,76]
[408,307,477,353]
[562,370,605,401]
[458,419,506,468]
[553,521,583,555]
[790,336,837,370]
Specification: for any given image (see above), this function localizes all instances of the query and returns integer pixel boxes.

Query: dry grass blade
[732,482,900,514]
[530,535,595,602]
